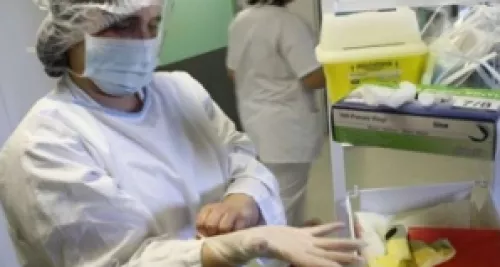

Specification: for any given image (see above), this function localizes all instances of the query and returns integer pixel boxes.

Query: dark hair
[247,0,294,7]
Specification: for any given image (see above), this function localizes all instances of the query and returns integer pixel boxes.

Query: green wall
[159,0,235,65]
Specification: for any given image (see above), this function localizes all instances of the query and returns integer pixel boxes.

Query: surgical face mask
[82,34,159,96]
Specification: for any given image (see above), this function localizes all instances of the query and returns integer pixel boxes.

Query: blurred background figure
[227,0,326,227]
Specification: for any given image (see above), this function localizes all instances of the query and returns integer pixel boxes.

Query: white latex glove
[387,82,417,109]
[360,85,392,106]
[359,82,417,109]
[204,223,366,267]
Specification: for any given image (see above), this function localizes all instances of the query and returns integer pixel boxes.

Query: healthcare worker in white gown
[0,0,364,267]
[227,0,326,227]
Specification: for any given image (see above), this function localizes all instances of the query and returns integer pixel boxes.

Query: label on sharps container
[420,87,500,100]
[332,108,496,160]
[349,60,401,86]
[420,87,500,112]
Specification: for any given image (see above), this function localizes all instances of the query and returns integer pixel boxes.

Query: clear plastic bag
[422,4,500,88]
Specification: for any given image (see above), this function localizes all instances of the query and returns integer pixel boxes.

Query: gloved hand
[204,223,366,267]
[197,194,261,237]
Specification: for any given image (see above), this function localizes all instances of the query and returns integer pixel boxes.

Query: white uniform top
[0,72,285,267]
[227,5,323,164]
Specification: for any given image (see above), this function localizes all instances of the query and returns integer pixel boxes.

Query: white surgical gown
[227,6,323,164]
[0,72,286,267]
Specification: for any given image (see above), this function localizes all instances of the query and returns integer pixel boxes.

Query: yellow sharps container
[316,8,428,103]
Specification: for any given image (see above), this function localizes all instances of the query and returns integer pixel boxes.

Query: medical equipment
[438,52,498,86]
[423,5,500,88]
[320,2,500,266]
[316,8,428,103]
[330,89,500,265]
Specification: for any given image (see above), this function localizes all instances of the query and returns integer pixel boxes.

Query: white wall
[0,86,13,145]
[0,2,55,145]
[0,204,20,267]
[0,2,51,263]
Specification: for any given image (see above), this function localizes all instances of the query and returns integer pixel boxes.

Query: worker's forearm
[201,243,235,267]
[227,69,235,82]
[301,68,326,90]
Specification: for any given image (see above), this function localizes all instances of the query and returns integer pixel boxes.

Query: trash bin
[316,8,428,103]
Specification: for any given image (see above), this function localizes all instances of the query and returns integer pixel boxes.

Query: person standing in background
[227,0,326,227]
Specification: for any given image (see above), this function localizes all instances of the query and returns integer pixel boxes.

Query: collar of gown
[58,74,151,119]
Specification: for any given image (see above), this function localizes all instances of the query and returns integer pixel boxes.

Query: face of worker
[68,5,162,74]
[95,6,162,40]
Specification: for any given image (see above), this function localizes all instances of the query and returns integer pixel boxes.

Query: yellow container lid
[316,8,428,63]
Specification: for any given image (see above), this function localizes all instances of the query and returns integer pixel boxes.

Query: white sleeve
[169,72,287,226]
[0,113,204,267]
[226,20,239,71]
[279,15,321,79]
